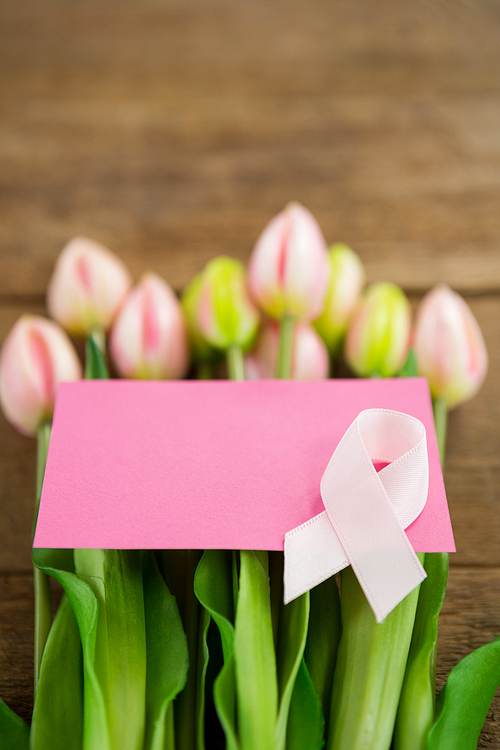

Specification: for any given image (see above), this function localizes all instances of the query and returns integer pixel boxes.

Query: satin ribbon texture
[284,409,429,622]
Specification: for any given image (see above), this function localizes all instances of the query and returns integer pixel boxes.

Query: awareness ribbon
[284,409,429,622]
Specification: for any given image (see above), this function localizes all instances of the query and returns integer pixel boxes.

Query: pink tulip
[248,202,330,322]
[47,236,133,335]
[0,315,82,435]
[344,282,412,377]
[110,272,189,379]
[414,284,488,409]
[245,322,329,380]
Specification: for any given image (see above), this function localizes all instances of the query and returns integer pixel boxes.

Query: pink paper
[34,378,455,553]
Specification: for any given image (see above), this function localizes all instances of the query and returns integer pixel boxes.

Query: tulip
[413,284,488,411]
[245,322,329,380]
[344,282,412,378]
[196,257,260,380]
[0,315,82,436]
[47,236,133,336]
[248,202,330,323]
[181,273,221,370]
[314,244,365,356]
[110,272,189,380]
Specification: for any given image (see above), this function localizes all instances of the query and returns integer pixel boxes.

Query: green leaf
[142,553,189,750]
[234,550,278,750]
[36,566,111,750]
[399,349,419,378]
[326,566,420,750]
[73,549,146,750]
[32,548,75,573]
[194,550,239,750]
[0,698,29,750]
[426,634,500,750]
[275,593,310,750]
[304,576,341,732]
[195,550,235,660]
[84,334,109,380]
[195,606,211,750]
[286,658,325,750]
[394,553,449,750]
[31,594,84,750]
[214,654,239,750]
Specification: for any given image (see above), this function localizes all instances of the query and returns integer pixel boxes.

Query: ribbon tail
[283,511,348,604]
[356,549,426,623]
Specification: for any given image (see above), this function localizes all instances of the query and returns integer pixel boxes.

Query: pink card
[34,378,455,553]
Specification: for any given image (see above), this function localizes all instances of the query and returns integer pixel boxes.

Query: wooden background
[0,0,499,745]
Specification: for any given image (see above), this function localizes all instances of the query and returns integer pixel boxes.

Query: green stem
[326,566,421,750]
[173,550,203,750]
[227,345,245,381]
[432,397,448,469]
[34,421,52,692]
[197,361,213,380]
[276,315,295,379]
[85,327,108,379]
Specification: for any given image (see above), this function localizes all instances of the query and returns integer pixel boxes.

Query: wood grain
[0,0,499,745]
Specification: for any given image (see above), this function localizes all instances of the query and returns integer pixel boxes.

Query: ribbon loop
[284,409,428,622]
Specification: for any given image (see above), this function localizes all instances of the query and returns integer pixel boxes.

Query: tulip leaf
[234,550,278,750]
[426,634,500,750]
[0,698,30,749]
[36,565,111,750]
[275,593,310,750]
[304,576,341,732]
[31,594,84,750]
[32,547,75,573]
[73,549,146,750]
[286,657,324,750]
[394,553,449,750]
[194,550,234,660]
[142,553,189,750]
[84,334,109,380]
[214,654,240,750]
[194,550,239,750]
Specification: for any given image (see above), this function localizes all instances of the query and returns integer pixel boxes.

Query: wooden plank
[1,95,500,294]
[438,567,500,748]
[0,0,500,98]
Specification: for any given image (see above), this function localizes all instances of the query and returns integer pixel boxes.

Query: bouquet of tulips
[0,202,498,750]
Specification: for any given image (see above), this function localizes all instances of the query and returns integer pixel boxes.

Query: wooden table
[1,0,499,745]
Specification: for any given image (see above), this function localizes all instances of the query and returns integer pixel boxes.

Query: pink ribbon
[284,409,429,622]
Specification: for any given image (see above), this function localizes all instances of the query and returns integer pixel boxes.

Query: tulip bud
[47,236,133,335]
[181,273,220,365]
[248,202,330,322]
[197,257,260,352]
[0,315,82,435]
[344,282,411,377]
[109,272,189,379]
[414,284,488,409]
[314,243,365,355]
[245,322,329,380]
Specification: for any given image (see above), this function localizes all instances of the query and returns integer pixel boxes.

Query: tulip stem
[34,421,52,691]
[432,397,448,469]
[277,315,295,379]
[227,345,245,382]
[85,328,108,379]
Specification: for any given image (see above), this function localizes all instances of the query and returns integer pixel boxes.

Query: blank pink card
[34,378,455,552]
